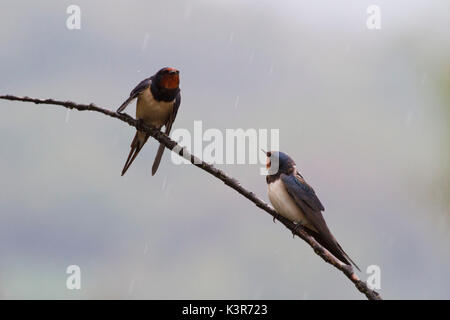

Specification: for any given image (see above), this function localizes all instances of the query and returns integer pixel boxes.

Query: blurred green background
[0,0,449,299]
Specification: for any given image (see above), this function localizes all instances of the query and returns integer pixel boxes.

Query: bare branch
[0,94,382,300]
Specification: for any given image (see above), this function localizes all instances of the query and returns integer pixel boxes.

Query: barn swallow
[117,67,181,176]
[264,150,360,271]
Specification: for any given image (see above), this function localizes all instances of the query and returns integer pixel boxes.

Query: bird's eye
[267,152,272,157]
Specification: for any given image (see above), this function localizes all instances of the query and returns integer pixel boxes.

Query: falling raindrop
[229,32,234,44]
[405,110,413,127]
[65,109,70,123]
[249,52,254,64]
[141,33,150,53]
[128,279,135,295]
[161,176,167,190]
[144,242,149,255]
[421,73,428,85]
[234,96,240,109]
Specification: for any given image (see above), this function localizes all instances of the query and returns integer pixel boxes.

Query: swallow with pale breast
[264,150,360,271]
[117,67,181,176]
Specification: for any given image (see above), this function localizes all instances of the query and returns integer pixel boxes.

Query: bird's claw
[291,222,304,238]
[272,212,280,223]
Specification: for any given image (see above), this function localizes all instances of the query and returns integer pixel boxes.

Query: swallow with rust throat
[117,67,181,176]
[264,150,360,271]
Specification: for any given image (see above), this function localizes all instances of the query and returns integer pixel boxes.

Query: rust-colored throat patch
[161,73,179,89]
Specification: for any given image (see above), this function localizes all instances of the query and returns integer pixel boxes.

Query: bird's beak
[261,148,267,156]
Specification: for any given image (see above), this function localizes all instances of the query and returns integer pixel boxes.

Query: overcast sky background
[0,0,449,299]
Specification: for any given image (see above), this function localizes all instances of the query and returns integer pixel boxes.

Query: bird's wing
[280,172,360,270]
[151,91,181,175]
[282,171,324,211]
[116,77,153,113]
[281,172,327,231]
[165,91,181,134]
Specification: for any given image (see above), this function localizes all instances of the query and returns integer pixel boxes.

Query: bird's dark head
[264,150,296,177]
[151,67,180,102]
[154,67,180,90]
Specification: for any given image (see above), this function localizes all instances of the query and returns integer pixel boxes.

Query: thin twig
[0,94,382,300]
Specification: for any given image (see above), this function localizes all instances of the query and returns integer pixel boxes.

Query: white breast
[268,179,317,231]
[136,88,174,128]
